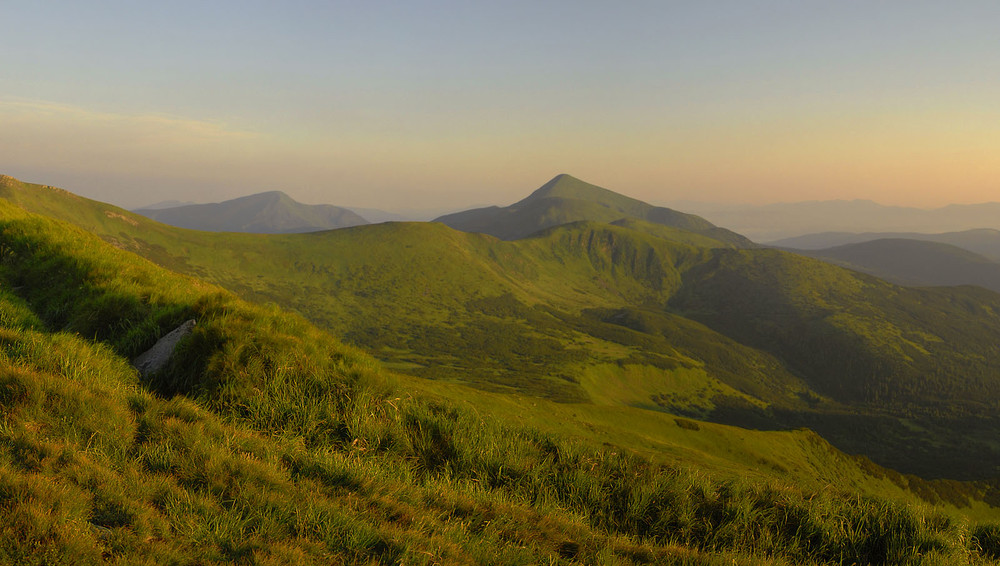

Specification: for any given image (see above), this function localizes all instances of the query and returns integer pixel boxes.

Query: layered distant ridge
[134,190,368,233]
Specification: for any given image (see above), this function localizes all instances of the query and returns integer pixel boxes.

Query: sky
[2,1,1000,211]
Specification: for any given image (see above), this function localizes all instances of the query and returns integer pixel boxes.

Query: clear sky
[2,1,1000,210]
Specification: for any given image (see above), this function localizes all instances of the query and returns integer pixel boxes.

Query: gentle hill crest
[134,189,369,233]
[436,174,754,246]
[683,199,1000,242]
[796,238,1000,292]
[772,228,1000,261]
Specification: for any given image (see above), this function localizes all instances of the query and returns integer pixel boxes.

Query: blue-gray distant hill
[138,199,199,210]
[435,174,754,246]
[134,191,368,233]
[680,200,1000,242]
[796,238,1000,292]
[771,229,1000,261]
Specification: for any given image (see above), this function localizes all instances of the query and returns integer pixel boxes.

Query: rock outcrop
[133,320,196,378]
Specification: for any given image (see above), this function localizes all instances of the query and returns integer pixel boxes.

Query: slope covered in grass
[99,220,1000,477]
[7,182,1000,563]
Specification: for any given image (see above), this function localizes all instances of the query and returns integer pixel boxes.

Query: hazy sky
[2,1,1000,210]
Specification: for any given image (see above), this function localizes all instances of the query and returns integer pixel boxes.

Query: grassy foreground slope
[7,186,1000,563]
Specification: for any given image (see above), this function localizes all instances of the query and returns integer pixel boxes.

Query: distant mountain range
[677,200,1000,242]
[133,190,369,233]
[437,174,754,246]
[137,199,199,210]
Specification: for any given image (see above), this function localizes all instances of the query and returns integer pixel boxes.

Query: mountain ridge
[681,199,1000,241]
[795,238,1000,292]
[134,189,369,233]
[436,174,752,246]
[772,228,1000,261]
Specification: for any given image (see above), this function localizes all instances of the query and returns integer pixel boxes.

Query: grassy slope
[79,211,818,408]
[670,247,1000,477]
[7,175,1000,481]
[0,178,806,409]
[5,183,1000,563]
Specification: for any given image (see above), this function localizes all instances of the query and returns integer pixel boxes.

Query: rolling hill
[133,190,369,233]
[7,174,1000,482]
[792,238,1000,292]
[772,228,1000,261]
[680,199,1000,242]
[436,174,754,246]
[8,175,1000,562]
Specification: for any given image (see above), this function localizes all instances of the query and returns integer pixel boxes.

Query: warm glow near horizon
[2,2,999,211]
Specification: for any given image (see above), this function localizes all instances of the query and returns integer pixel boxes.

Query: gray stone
[133,320,196,378]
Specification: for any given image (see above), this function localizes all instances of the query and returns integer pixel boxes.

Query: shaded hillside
[773,229,1000,261]
[669,247,1000,476]
[436,174,753,246]
[5,178,999,563]
[134,190,368,233]
[791,239,1000,292]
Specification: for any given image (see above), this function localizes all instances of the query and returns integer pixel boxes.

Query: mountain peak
[230,190,294,205]
[521,174,640,207]
[436,175,752,246]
